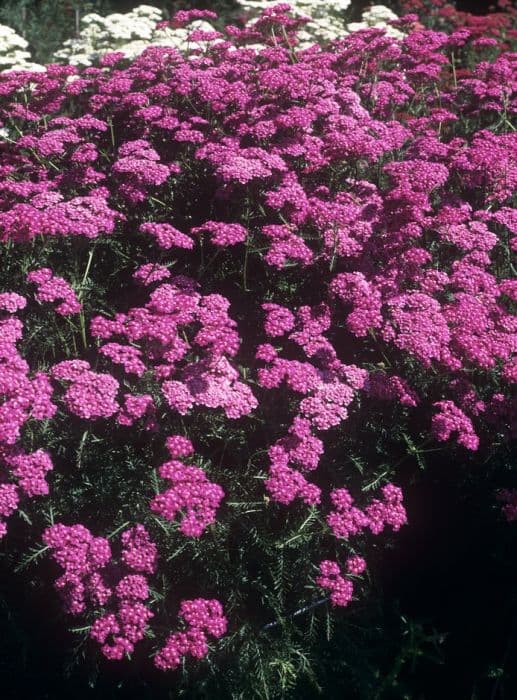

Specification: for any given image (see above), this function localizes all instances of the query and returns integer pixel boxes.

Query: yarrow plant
[0,2,515,696]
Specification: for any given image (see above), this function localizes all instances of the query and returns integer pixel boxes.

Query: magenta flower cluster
[45,522,164,662]
[431,400,480,451]
[42,523,113,615]
[154,598,227,671]
[90,276,257,420]
[0,299,56,537]
[151,436,224,537]
[27,268,82,316]
[0,308,56,447]
[317,556,367,607]
[327,484,407,540]
[51,360,120,419]
[90,573,155,661]
[120,523,158,573]
[317,560,355,608]
[259,303,367,505]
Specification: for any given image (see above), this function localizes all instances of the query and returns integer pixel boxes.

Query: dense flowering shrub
[0,2,515,695]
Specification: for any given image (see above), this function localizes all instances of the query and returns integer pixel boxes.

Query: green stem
[450,51,457,90]
[243,237,250,291]
[107,521,131,540]
[108,118,115,148]
[78,247,95,350]
[80,248,95,294]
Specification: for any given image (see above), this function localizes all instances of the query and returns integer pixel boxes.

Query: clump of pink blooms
[116,393,155,428]
[43,523,113,614]
[27,268,82,316]
[45,522,158,661]
[0,483,19,539]
[0,308,56,447]
[90,276,257,420]
[316,556,367,607]
[259,303,368,505]
[150,436,224,537]
[316,560,354,607]
[90,575,154,661]
[120,523,158,573]
[45,520,226,666]
[432,400,480,451]
[4,449,53,498]
[327,484,408,539]
[51,360,120,419]
[154,598,227,671]
[89,524,158,660]
[140,222,194,250]
[0,292,26,314]
[191,221,247,247]
[0,298,56,537]
[133,263,171,286]
[264,418,323,506]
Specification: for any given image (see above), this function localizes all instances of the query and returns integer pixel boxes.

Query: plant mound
[0,4,515,696]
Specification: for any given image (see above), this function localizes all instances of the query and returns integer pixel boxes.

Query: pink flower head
[165,435,194,459]
[27,268,81,315]
[154,597,227,671]
[0,483,19,537]
[56,369,120,420]
[121,525,158,574]
[133,264,171,286]
[316,560,354,607]
[151,460,224,537]
[191,221,247,246]
[346,556,367,576]
[432,400,480,451]
[6,448,53,497]
[262,303,295,337]
[0,293,27,314]
[43,523,112,615]
[140,222,194,250]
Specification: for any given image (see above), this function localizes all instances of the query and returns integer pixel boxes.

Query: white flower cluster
[0,24,44,73]
[53,4,216,67]
[347,5,403,39]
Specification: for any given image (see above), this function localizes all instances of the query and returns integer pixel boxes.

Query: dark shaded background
[2,455,516,699]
